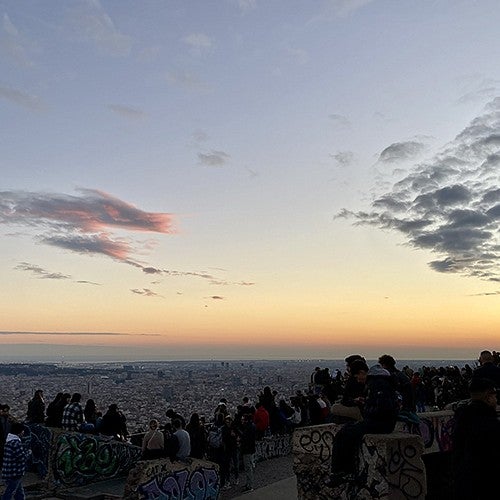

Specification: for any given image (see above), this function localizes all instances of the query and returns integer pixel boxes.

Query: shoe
[242,486,254,492]
[325,471,354,488]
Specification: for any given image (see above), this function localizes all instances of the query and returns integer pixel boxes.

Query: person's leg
[331,422,368,475]
[13,480,25,500]
[1,477,23,500]
[242,453,254,490]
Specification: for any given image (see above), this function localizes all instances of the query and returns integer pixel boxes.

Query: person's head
[378,354,396,372]
[85,399,96,409]
[10,422,25,436]
[224,415,232,426]
[149,419,158,430]
[71,393,81,403]
[469,377,497,408]
[34,389,44,399]
[479,350,494,365]
[172,418,182,430]
[350,359,369,383]
[108,403,118,413]
[166,409,175,418]
[63,393,71,404]
[189,412,200,427]
[242,396,249,404]
[345,355,365,371]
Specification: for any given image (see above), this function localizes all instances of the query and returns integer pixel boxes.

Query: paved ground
[219,455,294,500]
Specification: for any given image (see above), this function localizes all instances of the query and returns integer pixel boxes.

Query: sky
[1,0,500,361]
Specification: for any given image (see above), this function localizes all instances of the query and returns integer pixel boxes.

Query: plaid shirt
[61,402,83,431]
[2,434,29,479]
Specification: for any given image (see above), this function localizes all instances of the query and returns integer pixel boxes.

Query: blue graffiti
[138,467,219,500]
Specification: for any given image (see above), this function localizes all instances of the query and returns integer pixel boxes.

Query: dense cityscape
[0,358,474,434]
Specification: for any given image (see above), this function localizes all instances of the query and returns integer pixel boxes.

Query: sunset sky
[1,0,500,361]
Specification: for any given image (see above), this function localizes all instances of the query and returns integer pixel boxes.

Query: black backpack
[363,376,400,422]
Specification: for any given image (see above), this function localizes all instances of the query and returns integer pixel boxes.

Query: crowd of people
[2,350,500,499]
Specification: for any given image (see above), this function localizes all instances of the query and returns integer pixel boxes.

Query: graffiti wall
[124,459,220,500]
[396,410,455,454]
[293,423,342,464]
[52,432,142,487]
[294,431,426,500]
[255,435,292,462]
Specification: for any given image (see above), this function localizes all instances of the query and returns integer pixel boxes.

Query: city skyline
[2,1,500,361]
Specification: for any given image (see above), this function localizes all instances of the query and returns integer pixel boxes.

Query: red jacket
[253,406,270,432]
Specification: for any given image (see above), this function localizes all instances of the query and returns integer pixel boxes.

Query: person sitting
[142,419,164,459]
[172,418,191,463]
[328,364,399,487]
[61,393,83,432]
[100,404,128,440]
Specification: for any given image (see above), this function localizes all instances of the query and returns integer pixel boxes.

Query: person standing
[1,422,31,500]
[452,378,500,499]
[240,413,256,492]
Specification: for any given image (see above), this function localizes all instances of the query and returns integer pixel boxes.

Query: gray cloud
[108,104,146,120]
[378,141,425,163]
[198,150,231,166]
[328,113,351,128]
[0,188,174,267]
[341,98,500,282]
[0,84,44,111]
[331,151,354,167]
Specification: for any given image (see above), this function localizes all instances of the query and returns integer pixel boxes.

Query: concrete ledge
[294,429,426,500]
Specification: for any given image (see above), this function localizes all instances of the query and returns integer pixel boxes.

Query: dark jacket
[452,400,500,499]
[240,422,256,455]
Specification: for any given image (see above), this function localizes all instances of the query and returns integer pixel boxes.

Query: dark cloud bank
[339,98,500,283]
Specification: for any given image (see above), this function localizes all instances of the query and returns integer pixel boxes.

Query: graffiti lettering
[255,435,291,462]
[54,434,141,486]
[297,429,336,463]
[138,466,219,500]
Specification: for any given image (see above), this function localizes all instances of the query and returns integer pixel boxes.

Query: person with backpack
[328,364,399,487]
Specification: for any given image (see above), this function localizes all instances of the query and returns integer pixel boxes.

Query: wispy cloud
[325,0,375,17]
[287,48,308,65]
[207,295,225,300]
[131,288,163,298]
[328,113,351,128]
[331,151,354,167]
[0,331,160,336]
[0,13,35,67]
[166,70,212,92]
[338,98,500,282]
[182,33,214,56]
[198,150,231,166]
[230,0,257,12]
[0,84,44,111]
[15,262,71,280]
[108,104,146,120]
[0,188,174,268]
[65,0,131,56]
